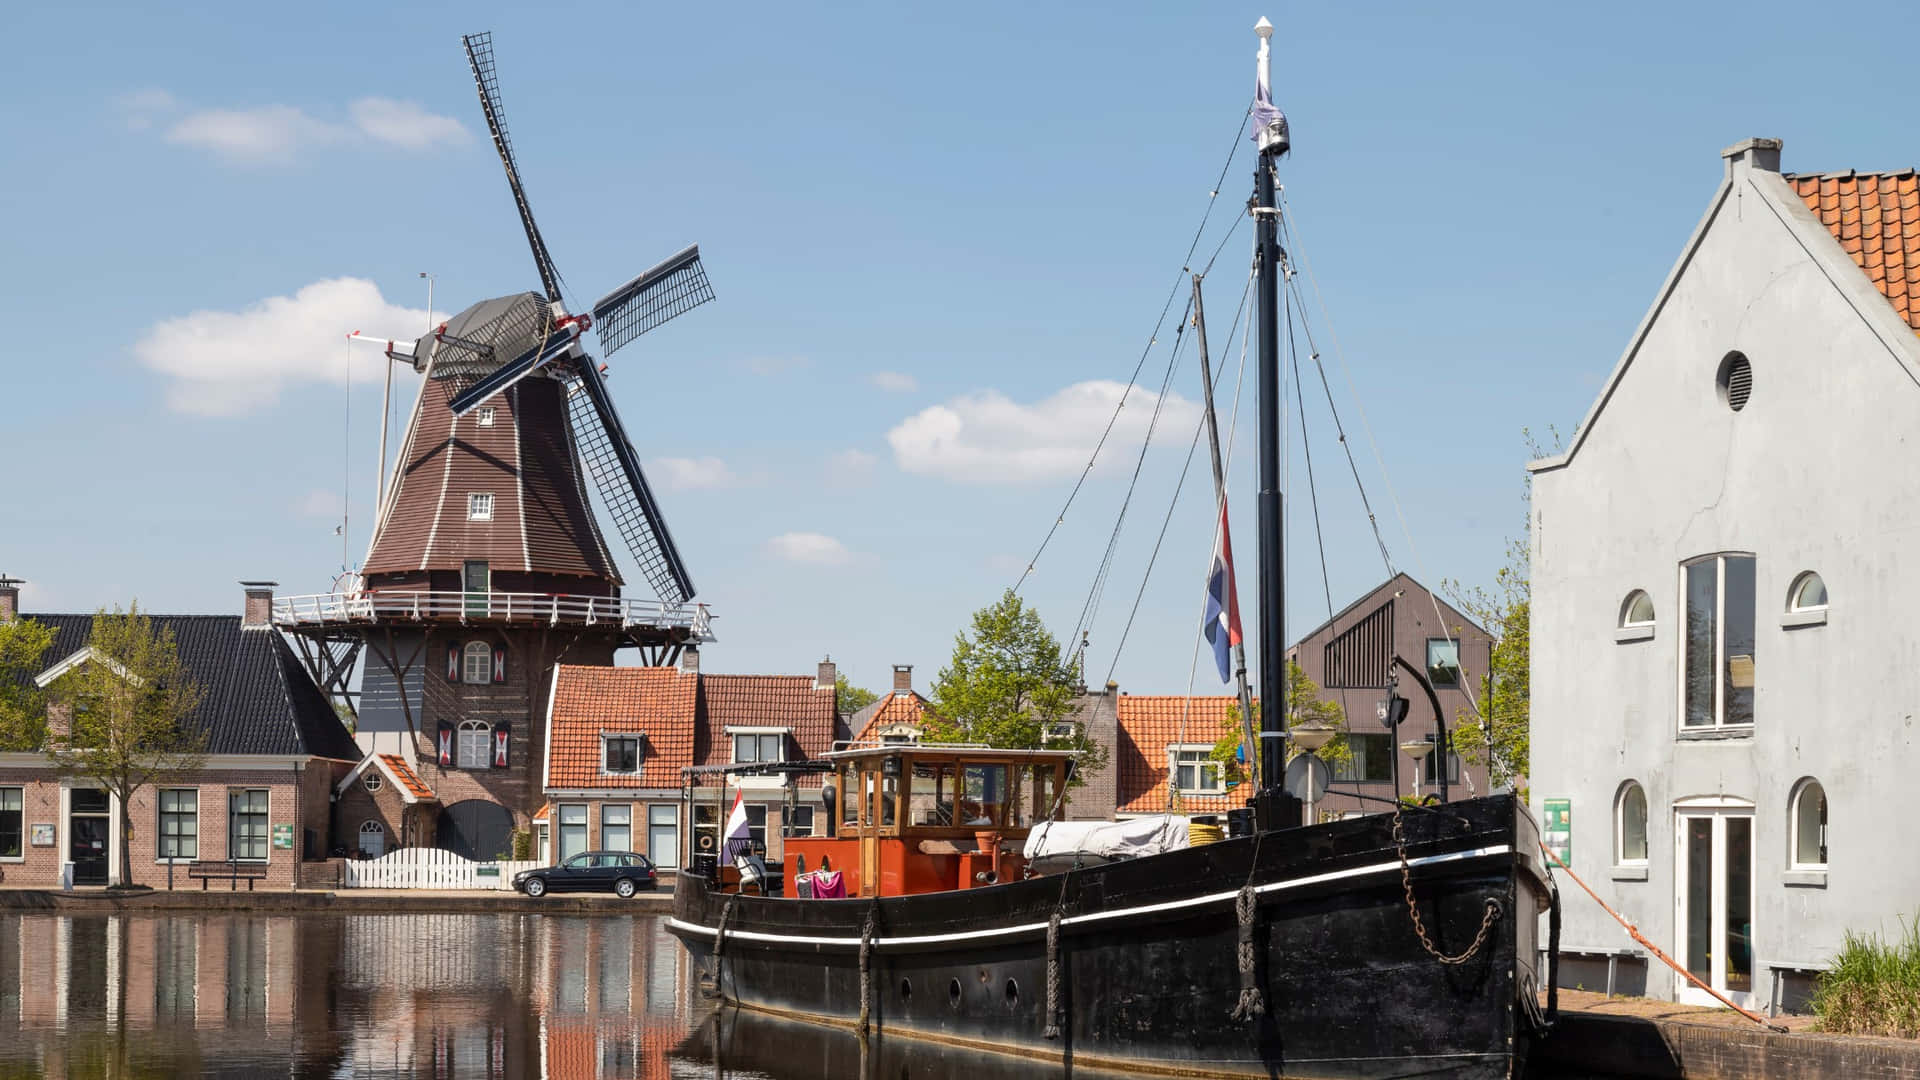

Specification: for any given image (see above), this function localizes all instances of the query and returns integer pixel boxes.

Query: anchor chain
[1043,911,1063,1039]
[1228,883,1266,1019]
[1392,804,1502,966]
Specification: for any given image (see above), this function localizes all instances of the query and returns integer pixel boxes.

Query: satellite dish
[1283,754,1330,803]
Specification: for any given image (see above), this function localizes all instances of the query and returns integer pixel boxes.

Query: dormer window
[731,730,787,764]
[604,735,641,774]
[476,407,495,427]
[467,493,494,521]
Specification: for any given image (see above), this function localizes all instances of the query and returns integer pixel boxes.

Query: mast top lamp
[1400,740,1436,761]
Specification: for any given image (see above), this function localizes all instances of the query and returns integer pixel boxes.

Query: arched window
[363,770,383,794]
[1791,779,1827,869]
[463,641,492,685]
[1788,572,1828,612]
[1615,781,1648,865]
[1621,590,1655,627]
[457,719,491,769]
[359,820,386,857]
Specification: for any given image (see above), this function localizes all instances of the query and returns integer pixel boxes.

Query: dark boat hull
[668,794,1549,1080]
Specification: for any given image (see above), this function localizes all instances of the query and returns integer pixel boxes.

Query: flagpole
[1251,16,1291,827]
[1192,274,1259,789]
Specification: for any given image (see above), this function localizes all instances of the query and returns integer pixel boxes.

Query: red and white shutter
[493,722,511,768]
[446,643,461,682]
[437,722,454,767]
[492,644,507,684]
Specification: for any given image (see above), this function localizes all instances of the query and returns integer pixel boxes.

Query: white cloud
[654,456,740,492]
[826,448,878,486]
[765,532,851,566]
[887,380,1199,485]
[349,97,469,150]
[134,278,431,415]
[868,371,918,392]
[292,490,345,518]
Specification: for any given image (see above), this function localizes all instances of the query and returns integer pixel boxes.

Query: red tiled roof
[547,665,697,789]
[697,673,837,774]
[851,691,935,742]
[1114,695,1252,815]
[376,754,437,801]
[1787,171,1920,334]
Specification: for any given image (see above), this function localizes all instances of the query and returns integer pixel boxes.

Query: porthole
[1716,352,1753,412]
[948,978,962,1008]
[1004,978,1020,1006]
[900,978,913,1001]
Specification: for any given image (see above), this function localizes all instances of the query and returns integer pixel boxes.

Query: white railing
[339,847,540,890]
[273,590,711,637]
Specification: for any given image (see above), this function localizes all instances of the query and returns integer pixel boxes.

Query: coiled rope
[1228,884,1265,1020]
[1043,911,1064,1040]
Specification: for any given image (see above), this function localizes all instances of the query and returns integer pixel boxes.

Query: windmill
[402,31,716,604]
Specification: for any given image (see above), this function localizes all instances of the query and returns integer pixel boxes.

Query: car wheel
[614,878,637,899]
[524,877,547,898]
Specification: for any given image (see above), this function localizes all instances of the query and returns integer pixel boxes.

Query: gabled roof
[698,673,838,780]
[1113,694,1248,815]
[1785,170,1920,334]
[849,690,936,743]
[1284,572,1487,651]
[547,665,696,789]
[16,613,360,760]
[337,752,439,802]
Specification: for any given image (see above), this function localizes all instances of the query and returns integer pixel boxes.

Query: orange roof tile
[850,690,936,742]
[1113,695,1253,815]
[1787,170,1920,334]
[547,665,697,789]
[376,754,437,801]
[697,673,838,786]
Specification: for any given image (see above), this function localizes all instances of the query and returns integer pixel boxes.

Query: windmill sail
[463,31,565,305]
[563,362,696,603]
[592,244,716,357]
[446,322,583,416]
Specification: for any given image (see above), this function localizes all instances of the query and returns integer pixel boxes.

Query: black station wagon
[512,851,657,898]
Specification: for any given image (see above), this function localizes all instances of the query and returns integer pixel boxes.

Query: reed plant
[1813,917,1920,1037]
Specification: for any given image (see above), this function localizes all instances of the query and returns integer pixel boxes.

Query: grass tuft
[1813,915,1920,1038]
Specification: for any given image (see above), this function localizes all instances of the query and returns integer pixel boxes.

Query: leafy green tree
[834,672,878,716]
[0,615,56,751]
[48,605,207,888]
[1208,662,1351,787]
[923,590,1109,780]
[1443,428,1558,794]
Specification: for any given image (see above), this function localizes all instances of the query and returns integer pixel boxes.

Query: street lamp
[1401,739,1435,803]
[1288,719,1339,824]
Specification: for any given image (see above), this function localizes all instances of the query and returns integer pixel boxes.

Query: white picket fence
[340,847,539,891]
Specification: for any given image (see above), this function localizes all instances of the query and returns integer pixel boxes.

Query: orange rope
[1541,843,1786,1032]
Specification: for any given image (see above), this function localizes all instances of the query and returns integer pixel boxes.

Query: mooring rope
[1228,883,1266,1020]
[858,903,878,1041]
[1043,911,1064,1040]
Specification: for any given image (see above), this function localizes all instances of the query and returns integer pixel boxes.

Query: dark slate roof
[15,614,361,761]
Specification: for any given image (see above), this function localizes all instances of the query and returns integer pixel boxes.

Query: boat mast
[1252,16,1291,823]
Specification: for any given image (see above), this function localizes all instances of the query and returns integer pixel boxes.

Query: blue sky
[3,3,1917,695]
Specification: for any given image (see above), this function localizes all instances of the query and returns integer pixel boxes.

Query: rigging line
[1278,199,1493,731]
[1012,109,1251,596]
[1286,277,1336,625]
[1072,310,1191,651]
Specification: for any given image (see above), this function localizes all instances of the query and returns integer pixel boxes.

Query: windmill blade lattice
[564,363,696,604]
[592,244,716,358]
[463,31,565,305]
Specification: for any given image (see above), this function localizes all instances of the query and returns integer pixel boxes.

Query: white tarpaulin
[1023,814,1191,864]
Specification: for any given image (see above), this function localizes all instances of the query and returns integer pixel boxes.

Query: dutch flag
[1203,499,1245,683]
[723,787,754,861]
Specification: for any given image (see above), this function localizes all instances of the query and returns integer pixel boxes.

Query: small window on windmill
[476,407,495,427]
[467,493,494,521]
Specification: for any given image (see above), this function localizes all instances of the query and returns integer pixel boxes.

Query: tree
[834,673,878,717]
[923,590,1109,780]
[47,605,206,888]
[1208,662,1351,789]
[1443,428,1558,794]
[0,616,56,751]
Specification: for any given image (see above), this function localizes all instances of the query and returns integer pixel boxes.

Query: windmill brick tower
[278,32,715,859]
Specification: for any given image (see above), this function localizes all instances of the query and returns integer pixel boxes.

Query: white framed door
[1674,800,1755,1007]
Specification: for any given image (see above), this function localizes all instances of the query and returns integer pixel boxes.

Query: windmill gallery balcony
[272,589,712,639]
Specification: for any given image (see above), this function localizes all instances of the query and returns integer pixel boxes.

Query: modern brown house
[273,356,710,860]
[0,580,361,889]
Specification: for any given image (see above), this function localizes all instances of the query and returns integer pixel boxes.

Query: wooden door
[858,764,880,897]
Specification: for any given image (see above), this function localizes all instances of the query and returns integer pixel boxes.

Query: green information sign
[271,823,294,851]
[476,866,501,878]
[1542,798,1572,868]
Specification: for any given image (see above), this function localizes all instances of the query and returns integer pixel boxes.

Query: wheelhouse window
[604,736,640,774]
[158,789,197,860]
[1682,554,1756,729]
[1425,638,1462,688]
[467,492,494,521]
[1172,746,1224,795]
[228,789,268,861]
[457,720,491,769]
[1615,781,1648,865]
[0,787,20,858]
[1788,572,1827,612]
[1334,733,1392,783]
[731,732,785,764]
[462,641,492,685]
[1792,780,1827,869]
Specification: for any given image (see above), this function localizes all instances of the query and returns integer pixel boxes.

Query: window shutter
[437,722,454,767]
[493,722,511,768]
[493,644,507,684]
[447,643,461,682]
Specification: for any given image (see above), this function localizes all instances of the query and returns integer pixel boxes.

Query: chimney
[816,656,836,691]
[680,646,700,675]
[0,575,21,623]
[892,664,913,694]
[240,581,277,628]
[1722,137,1782,179]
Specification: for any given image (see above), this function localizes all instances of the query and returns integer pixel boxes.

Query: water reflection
[0,912,704,1079]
